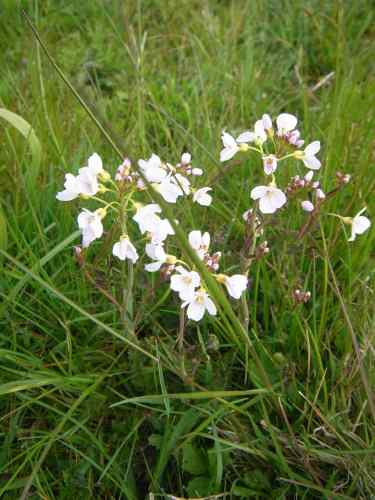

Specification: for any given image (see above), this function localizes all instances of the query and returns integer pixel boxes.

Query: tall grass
[0,1,374,498]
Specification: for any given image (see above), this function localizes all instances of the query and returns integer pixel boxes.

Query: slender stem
[177,307,186,351]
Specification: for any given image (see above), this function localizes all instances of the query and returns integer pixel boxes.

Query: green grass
[1,0,374,498]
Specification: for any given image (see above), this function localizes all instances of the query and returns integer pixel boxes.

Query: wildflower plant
[57,112,371,334]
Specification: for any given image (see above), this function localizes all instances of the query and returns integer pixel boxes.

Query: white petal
[352,215,371,235]
[304,171,314,182]
[303,156,321,170]
[181,152,191,164]
[187,301,205,321]
[204,296,217,316]
[145,261,163,272]
[225,275,248,299]
[188,230,202,250]
[170,274,185,292]
[190,271,201,288]
[254,120,267,142]
[250,186,267,200]
[202,232,210,249]
[272,189,287,208]
[157,180,183,203]
[262,114,273,130]
[276,113,298,133]
[193,187,212,206]
[259,196,276,214]
[191,168,203,176]
[56,189,78,201]
[221,132,237,149]
[236,131,255,143]
[112,241,124,260]
[87,153,103,175]
[220,146,238,162]
[301,200,314,212]
[305,141,320,156]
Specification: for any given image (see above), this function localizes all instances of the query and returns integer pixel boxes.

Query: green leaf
[182,442,207,475]
[0,107,42,189]
[187,476,212,497]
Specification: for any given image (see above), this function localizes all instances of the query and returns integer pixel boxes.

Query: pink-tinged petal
[250,186,267,200]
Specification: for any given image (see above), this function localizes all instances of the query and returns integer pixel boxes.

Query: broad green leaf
[0,107,42,187]
[182,442,208,475]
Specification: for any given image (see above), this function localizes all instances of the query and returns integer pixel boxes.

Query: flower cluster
[56,111,371,327]
[220,112,371,241]
[56,150,248,322]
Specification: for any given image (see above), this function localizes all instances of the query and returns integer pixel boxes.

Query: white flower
[316,188,325,199]
[77,209,104,248]
[112,236,138,263]
[182,289,217,321]
[170,266,200,301]
[262,155,278,175]
[138,154,167,183]
[56,173,81,201]
[144,242,167,272]
[301,200,314,212]
[188,230,210,259]
[301,141,321,170]
[193,187,212,206]
[250,185,287,214]
[222,274,248,299]
[237,120,268,145]
[348,208,371,242]
[148,218,175,244]
[132,204,162,234]
[220,132,250,162]
[276,113,298,136]
[76,166,100,196]
[157,177,183,203]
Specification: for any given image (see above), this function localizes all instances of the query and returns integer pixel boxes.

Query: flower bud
[98,170,111,182]
[95,208,107,220]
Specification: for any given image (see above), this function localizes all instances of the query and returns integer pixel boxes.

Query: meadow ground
[0,1,374,498]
